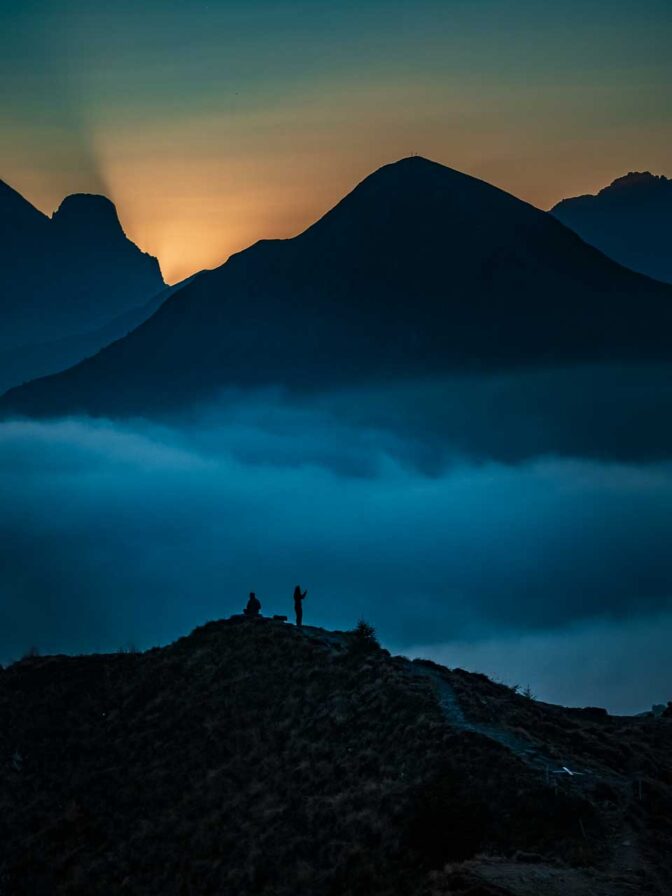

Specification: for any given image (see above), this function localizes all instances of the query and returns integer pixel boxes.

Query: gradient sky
[1,0,670,282]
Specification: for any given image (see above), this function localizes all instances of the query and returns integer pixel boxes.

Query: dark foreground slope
[552,172,672,284]
[4,156,672,418]
[1,619,670,896]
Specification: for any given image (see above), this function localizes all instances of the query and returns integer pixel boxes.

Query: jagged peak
[51,193,124,237]
[607,171,668,189]
[551,170,672,212]
[596,171,671,198]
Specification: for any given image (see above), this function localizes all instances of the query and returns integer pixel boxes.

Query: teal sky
[1,0,670,281]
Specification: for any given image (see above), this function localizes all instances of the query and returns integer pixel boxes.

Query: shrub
[346,620,380,657]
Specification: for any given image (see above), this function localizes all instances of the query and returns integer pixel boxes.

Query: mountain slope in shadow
[552,172,672,284]
[0,276,195,394]
[3,156,672,418]
[1,617,670,895]
[0,180,165,352]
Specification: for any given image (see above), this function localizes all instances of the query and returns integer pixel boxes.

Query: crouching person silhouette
[293,585,307,627]
[244,592,261,618]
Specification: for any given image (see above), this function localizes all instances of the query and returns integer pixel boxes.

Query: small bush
[347,620,380,656]
[117,643,139,655]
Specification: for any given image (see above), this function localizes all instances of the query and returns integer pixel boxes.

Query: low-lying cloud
[405,611,672,715]
[1,369,671,713]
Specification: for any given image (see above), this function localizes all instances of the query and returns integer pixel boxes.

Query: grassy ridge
[1,618,670,895]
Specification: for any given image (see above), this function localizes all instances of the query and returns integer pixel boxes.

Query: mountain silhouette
[0,277,195,394]
[552,172,672,284]
[3,156,672,418]
[0,178,49,235]
[2,616,670,894]
[0,180,165,353]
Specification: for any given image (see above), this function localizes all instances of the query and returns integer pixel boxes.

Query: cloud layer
[1,370,671,713]
[405,611,672,715]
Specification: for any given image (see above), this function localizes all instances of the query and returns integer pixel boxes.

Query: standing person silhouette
[293,585,307,627]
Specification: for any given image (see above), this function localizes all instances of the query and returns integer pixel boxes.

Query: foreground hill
[552,172,672,284]
[4,156,672,418]
[1,617,670,895]
[0,180,164,353]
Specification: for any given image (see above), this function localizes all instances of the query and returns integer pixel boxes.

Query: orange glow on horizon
[3,1,670,284]
[6,97,671,285]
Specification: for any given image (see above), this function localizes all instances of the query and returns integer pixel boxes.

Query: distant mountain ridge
[0,180,165,352]
[551,171,672,284]
[3,156,672,418]
[0,277,195,394]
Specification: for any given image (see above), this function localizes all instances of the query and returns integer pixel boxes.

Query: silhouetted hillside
[4,156,672,418]
[552,172,672,284]
[1,617,670,895]
[0,276,195,394]
[0,180,164,353]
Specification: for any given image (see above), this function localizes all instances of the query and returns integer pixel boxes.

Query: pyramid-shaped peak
[293,154,533,249]
[330,155,521,211]
[359,155,476,186]
[382,155,444,169]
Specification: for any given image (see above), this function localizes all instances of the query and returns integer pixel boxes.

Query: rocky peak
[51,193,126,241]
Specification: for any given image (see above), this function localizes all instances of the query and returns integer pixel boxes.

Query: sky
[1,0,671,282]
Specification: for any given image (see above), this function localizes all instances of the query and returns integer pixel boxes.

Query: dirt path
[410,662,648,889]
[410,663,557,770]
[297,625,563,775]
[287,623,649,890]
